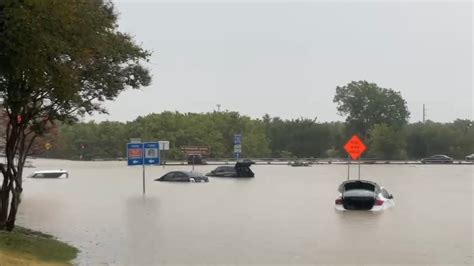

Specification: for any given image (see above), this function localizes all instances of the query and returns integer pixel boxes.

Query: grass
[0,226,78,265]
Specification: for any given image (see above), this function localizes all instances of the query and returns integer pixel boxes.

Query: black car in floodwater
[206,161,255,178]
[187,154,207,165]
[421,154,453,164]
[155,171,209,182]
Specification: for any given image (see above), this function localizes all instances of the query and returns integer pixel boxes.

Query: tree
[0,0,151,231]
[333,81,410,137]
[404,120,474,159]
[367,123,407,160]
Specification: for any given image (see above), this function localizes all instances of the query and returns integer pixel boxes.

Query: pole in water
[358,157,361,180]
[142,164,145,195]
[347,155,350,180]
[162,150,165,168]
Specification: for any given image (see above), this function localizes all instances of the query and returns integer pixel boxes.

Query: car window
[381,188,390,198]
[163,172,175,180]
[343,189,376,198]
[44,173,64,178]
[217,167,232,172]
[174,172,187,180]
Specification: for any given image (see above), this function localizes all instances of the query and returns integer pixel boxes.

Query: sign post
[343,135,366,180]
[159,141,170,168]
[347,155,350,180]
[127,142,160,195]
[233,134,242,160]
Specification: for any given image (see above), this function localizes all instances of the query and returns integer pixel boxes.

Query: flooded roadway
[18,159,473,265]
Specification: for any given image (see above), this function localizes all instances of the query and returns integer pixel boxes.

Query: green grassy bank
[0,226,78,265]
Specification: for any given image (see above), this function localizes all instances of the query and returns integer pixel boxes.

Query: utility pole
[422,104,426,123]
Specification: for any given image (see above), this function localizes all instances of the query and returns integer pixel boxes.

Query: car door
[161,172,175,181]
[219,167,233,177]
[174,172,189,182]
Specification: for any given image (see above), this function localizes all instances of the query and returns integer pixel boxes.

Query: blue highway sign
[144,142,160,165]
[127,143,144,166]
[233,134,241,145]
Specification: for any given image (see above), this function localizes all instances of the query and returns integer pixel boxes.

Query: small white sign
[234,145,241,153]
[159,141,170,150]
[144,148,158,158]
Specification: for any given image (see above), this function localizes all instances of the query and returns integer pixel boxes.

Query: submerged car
[206,161,255,178]
[187,154,207,165]
[421,154,453,164]
[465,154,474,161]
[27,169,68,179]
[335,180,394,211]
[289,160,310,167]
[155,171,209,182]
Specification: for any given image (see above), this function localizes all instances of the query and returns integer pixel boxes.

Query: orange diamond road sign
[344,135,366,160]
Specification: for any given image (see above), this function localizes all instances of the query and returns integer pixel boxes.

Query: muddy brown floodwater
[18,159,473,265]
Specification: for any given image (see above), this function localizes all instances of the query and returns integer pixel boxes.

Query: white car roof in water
[33,169,68,174]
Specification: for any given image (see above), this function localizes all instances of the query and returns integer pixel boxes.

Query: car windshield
[31,172,65,178]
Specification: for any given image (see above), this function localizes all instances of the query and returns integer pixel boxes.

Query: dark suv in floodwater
[421,154,453,164]
[207,161,255,178]
[187,154,206,164]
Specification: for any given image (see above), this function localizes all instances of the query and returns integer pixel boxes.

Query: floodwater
[18,159,473,265]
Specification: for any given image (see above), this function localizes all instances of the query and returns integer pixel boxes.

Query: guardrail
[156,159,474,166]
[26,156,474,165]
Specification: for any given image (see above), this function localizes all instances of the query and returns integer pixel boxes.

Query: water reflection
[125,196,161,264]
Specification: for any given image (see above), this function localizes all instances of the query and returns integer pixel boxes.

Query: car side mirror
[388,194,394,199]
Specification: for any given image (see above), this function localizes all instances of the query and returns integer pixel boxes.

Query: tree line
[43,112,473,161]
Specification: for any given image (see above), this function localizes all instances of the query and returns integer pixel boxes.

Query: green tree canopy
[0,0,151,231]
[367,123,407,160]
[333,81,410,137]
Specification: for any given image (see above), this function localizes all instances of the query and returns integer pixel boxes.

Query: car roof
[166,171,203,177]
[235,161,253,168]
[216,166,234,169]
[33,170,68,174]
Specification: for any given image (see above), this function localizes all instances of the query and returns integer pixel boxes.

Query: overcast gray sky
[88,0,472,123]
